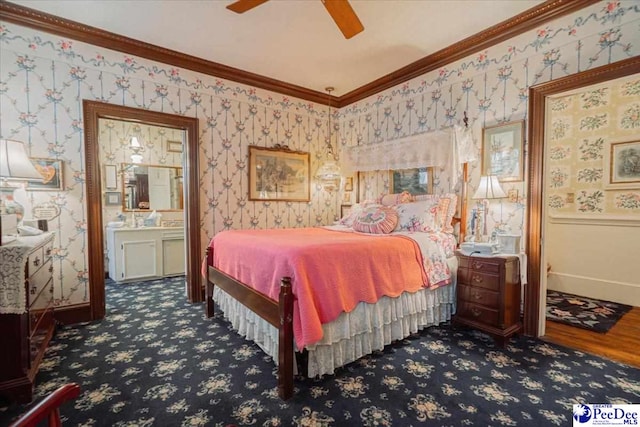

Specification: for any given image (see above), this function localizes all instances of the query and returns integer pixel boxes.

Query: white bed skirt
[212,261,457,378]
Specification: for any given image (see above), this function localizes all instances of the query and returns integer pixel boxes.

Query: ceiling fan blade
[322,0,364,39]
[226,0,270,14]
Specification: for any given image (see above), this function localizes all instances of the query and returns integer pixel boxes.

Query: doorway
[524,57,640,337]
[83,100,201,320]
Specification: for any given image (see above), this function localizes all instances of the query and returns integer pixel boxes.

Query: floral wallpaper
[1,1,639,308]
[340,1,639,239]
[546,75,640,215]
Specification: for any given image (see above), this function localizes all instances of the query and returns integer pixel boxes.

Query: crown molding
[0,0,599,108]
[338,0,600,106]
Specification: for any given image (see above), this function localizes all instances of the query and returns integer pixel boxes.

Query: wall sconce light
[129,136,144,163]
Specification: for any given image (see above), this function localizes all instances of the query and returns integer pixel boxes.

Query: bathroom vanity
[106,226,185,282]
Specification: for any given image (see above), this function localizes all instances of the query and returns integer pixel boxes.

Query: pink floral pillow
[414,193,458,233]
[394,200,440,232]
[352,205,398,234]
[338,203,364,227]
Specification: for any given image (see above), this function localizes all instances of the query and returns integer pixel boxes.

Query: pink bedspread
[207,227,429,349]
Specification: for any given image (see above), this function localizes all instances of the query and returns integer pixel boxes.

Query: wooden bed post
[459,162,468,244]
[278,277,294,400]
[205,246,214,318]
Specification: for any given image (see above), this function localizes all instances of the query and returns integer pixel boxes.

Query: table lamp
[471,175,506,243]
[0,139,44,220]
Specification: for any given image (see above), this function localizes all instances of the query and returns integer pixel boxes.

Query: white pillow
[394,200,440,232]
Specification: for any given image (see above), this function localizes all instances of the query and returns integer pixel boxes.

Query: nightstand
[453,251,522,347]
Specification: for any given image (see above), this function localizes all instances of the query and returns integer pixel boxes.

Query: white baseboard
[547,272,640,307]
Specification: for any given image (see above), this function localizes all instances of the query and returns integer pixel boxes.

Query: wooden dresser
[0,232,56,403]
[453,251,522,347]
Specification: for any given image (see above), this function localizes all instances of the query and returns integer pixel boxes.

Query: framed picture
[342,191,352,204]
[343,176,353,192]
[482,120,525,182]
[341,204,353,218]
[104,164,118,190]
[167,140,183,153]
[604,139,640,189]
[27,158,64,191]
[248,145,310,201]
[104,191,122,206]
[389,167,433,195]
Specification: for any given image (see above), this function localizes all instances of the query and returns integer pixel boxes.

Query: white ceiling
[12,0,542,97]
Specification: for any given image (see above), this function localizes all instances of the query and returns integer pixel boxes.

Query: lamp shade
[472,175,506,200]
[0,139,43,181]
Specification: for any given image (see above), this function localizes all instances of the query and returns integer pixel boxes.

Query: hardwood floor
[541,306,640,368]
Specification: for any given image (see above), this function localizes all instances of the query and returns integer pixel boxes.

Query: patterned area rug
[1,277,639,426]
[547,290,633,333]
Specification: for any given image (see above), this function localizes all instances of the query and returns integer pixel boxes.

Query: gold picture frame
[604,139,640,189]
[248,145,310,202]
[482,120,525,182]
[27,158,64,191]
[389,167,433,195]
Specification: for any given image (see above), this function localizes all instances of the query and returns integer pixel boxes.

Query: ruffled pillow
[394,200,440,232]
[414,193,458,233]
[338,203,364,227]
[352,205,398,234]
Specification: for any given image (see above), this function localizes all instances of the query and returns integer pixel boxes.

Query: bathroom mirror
[122,163,183,211]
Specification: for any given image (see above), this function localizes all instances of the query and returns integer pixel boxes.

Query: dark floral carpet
[546,290,633,333]
[2,277,639,426]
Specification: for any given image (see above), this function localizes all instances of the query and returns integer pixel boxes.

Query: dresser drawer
[468,258,501,274]
[27,246,45,273]
[29,278,53,337]
[457,284,499,308]
[457,301,499,327]
[42,239,54,262]
[459,269,500,291]
[27,260,53,308]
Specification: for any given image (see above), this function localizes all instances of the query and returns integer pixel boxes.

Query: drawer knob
[33,257,41,267]
[49,265,54,273]
[472,291,482,300]
[472,275,483,284]
[472,261,484,270]
[46,248,52,256]
[471,308,482,317]
[30,286,37,295]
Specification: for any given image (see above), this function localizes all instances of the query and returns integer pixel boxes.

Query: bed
[204,193,461,399]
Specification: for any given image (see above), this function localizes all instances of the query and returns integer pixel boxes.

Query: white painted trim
[548,214,640,227]
[547,272,640,307]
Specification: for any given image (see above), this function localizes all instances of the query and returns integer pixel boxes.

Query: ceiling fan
[226,0,364,39]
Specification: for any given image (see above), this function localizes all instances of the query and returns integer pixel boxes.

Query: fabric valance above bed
[341,123,479,186]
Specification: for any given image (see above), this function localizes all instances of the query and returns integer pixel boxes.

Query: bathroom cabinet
[106,227,184,282]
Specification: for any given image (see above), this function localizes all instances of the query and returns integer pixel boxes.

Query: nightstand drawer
[458,284,499,308]
[459,269,500,291]
[27,247,45,273]
[457,301,499,327]
[29,278,53,337]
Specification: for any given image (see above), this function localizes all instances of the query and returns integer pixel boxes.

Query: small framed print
[604,139,640,189]
[105,191,122,206]
[482,120,525,182]
[389,167,433,195]
[27,158,64,191]
[341,204,353,218]
[167,140,183,153]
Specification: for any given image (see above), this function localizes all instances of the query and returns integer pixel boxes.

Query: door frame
[524,57,640,336]
[83,100,201,320]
